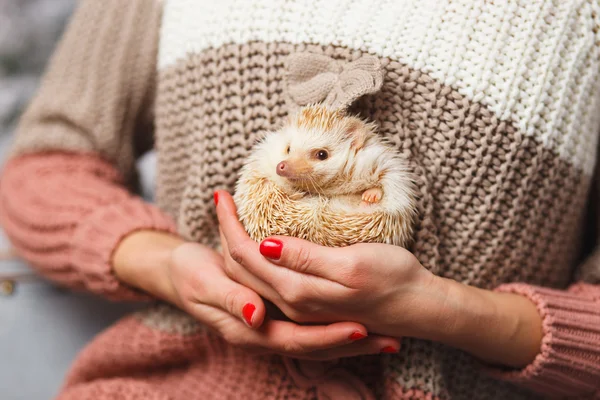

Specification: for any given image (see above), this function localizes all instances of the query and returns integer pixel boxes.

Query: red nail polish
[380,346,399,354]
[349,332,367,341]
[242,303,255,327]
[260,238,283,260]
[213,191,219,206]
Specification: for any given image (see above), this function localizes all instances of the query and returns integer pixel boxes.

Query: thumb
[171,241,267,329]
[211,276,267,329]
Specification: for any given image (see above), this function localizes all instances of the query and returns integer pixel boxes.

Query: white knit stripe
[552,4,599,170]
[159,0,600,174]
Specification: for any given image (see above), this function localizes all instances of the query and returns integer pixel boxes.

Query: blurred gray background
[0,1,152,399]
[0,0,74,143]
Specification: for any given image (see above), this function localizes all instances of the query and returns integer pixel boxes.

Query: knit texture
[0,152,177,300]
[491,283,600,397]
[2,0,600,399]
[285,52,385,111]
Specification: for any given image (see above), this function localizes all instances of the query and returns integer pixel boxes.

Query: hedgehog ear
[344,118,368,150]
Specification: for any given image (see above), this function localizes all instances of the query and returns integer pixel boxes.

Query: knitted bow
[285,52,384,111]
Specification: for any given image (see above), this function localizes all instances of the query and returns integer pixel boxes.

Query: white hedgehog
[234,104,417,248]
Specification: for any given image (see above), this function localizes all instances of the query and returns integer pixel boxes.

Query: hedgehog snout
[276,161,290,177]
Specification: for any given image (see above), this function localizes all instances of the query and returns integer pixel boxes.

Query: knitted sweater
[1,0,600,399]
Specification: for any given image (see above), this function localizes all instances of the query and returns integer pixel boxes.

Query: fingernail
[380,346,399,354]
[260,238,283,260]
[242,303,255,327]
[349,331,367,341]
[213,191,219,206]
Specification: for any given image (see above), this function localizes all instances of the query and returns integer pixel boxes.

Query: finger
[252,319,370,356]
[187,302,381,360]
[216,190,361,283]
[171,243,267,329]
[219,228,281,304]
[186,300,268,348]
[214,190,260,256]
[215,190,289,285]
[258,234,353,282]
[205,273,267,329]
[290,335,401,361]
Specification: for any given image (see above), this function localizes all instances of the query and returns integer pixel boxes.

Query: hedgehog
[233,104,417,248]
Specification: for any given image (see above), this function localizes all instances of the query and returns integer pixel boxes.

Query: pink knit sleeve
[485,282,600,398]
[0,152,177,300]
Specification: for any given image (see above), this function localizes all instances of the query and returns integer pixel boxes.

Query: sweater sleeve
[483,175,600,397]
[486,282,600,398]
[0,0,177,300]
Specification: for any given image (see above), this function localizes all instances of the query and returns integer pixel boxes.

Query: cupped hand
[215,190,449,340]
[168,242,402,359]
[113,230,401,360]
[216,190,546,368]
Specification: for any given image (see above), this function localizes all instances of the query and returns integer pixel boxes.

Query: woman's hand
[215,191,439,336]
[112,230,401,360]
[216,190,544,368]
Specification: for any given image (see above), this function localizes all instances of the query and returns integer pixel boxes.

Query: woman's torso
[152,1,600,398]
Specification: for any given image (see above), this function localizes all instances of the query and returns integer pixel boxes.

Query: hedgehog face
[251,125,354,195]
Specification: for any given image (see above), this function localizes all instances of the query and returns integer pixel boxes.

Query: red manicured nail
[380,346,399,354]
[349,331,367,341]
[242,303,255,327]
[213,191,219,206]
[260,239,283,260]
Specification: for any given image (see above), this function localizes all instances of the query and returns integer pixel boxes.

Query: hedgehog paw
[361,187,383,206]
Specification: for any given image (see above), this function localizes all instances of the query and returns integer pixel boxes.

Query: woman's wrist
[426,277,544,368]
[113,230,186,305]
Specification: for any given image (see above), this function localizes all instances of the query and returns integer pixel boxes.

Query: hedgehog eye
[315,149,329,160]
[286,145,291,154]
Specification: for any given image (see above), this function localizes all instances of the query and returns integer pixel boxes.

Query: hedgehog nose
[276,161,289,177]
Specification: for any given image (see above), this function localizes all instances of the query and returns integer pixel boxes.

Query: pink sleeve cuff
[488,283,600,398]
[71,196,177,301]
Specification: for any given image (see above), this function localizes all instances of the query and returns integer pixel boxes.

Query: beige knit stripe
[155,43,587,399]
[134,304,204,336]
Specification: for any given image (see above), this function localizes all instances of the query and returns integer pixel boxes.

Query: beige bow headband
[284,52,384,111]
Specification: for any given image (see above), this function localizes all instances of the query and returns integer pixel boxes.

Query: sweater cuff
[70,196,178,301]
[487,283,600,397]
